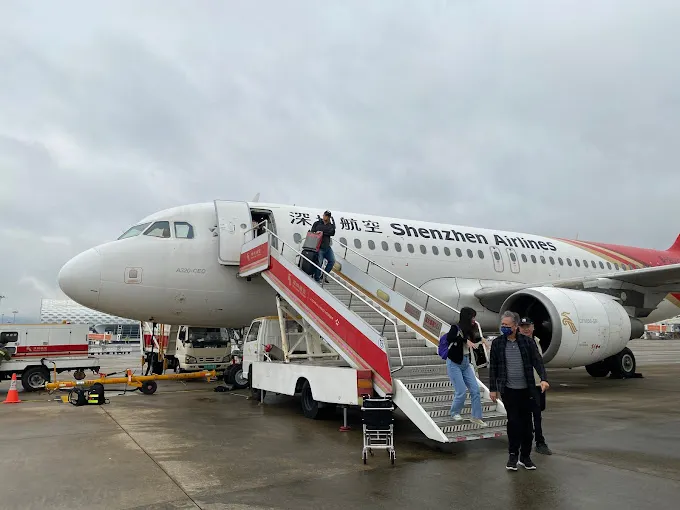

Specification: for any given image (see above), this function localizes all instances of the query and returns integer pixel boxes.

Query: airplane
[57,200,680,378]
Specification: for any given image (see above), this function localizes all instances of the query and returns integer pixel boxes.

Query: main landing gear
[585,347,638,379]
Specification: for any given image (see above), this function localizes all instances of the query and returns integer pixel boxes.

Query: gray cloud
[2,0,680,320]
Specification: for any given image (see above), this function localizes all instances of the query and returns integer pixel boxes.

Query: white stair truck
[0,323,100,391]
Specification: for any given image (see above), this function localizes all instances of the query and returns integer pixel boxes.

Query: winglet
[251,192,260,202]
[668,234,680,253]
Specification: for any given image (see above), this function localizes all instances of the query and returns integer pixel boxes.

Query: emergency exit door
[489,246,504,273]
[214,200,253,265]
[506,247,520,273]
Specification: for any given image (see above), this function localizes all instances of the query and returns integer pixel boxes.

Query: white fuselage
[58,201,680,338]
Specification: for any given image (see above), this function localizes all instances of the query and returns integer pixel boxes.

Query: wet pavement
[0,343,679,509]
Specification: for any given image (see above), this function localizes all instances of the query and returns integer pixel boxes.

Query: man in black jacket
[311,210,336,283]
[489,311,550,471]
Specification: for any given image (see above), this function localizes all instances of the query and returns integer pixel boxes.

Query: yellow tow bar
[44,369,217,395]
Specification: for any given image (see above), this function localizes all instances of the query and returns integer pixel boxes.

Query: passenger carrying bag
[302,231,323,252]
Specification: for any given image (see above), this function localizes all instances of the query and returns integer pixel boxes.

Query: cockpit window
[174,222,195,239]
[118,223,152,240]
[144,221,171,238]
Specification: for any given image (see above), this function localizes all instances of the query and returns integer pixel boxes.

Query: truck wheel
[74,370,86,381]
[21,367,50,392]
[224,364,237,385]
[139,380,158,395]
[232,364,249,389]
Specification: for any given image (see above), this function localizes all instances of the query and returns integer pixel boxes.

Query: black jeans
[532,387,546,445]
[502,388,534,458]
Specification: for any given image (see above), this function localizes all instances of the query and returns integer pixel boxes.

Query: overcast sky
[2,0,680,321]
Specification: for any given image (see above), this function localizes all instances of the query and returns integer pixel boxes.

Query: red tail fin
[668,234,680,253]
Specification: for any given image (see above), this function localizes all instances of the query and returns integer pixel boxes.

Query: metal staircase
[236,223,507,443]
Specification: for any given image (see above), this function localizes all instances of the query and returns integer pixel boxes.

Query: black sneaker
[506,454,518,471]
[536,443,553,455]
[518,457,537,470]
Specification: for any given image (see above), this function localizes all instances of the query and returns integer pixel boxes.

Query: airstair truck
[0,323,100,391]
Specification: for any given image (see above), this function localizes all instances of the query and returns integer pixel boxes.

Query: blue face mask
[500,326,513,337]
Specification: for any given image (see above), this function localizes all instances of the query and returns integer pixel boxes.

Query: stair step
[434,411,506,427]
[382,331,417,340]
[388,347,437,357]
[385,339,427,349]
[395,374,450,387]
[423,402,498,419]
[445,425,507,443]
[390,355,443,367]
[391,364,447,378]
[439,418,507,435]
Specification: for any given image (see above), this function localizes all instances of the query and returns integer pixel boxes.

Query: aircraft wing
[475,263,680,312]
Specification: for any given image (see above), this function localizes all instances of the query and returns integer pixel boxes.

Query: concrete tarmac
[0,341,679,509]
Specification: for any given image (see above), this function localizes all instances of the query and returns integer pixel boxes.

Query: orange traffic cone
[3,373,21,404]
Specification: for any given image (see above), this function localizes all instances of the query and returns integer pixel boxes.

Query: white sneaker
[452,414,463,421]
[469,418,488,428]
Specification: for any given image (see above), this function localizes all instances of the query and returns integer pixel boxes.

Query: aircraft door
[506,247,520,273]
[214,200,253,265]
[489,246,504,273]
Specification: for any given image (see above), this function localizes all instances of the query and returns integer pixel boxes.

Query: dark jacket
[311,219,335,249]
[488,333,548,398]
[447,324,482,364]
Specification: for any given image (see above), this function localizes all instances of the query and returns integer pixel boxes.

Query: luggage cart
[361,394,396,465]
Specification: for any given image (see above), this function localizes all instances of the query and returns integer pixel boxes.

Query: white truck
[0,323,101,391]
[243,315,373,419]
[141,323,238,379]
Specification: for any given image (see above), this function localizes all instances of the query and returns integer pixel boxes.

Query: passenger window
[293,233,302,244]
[420,245,427,254]
[144,221,171,238]
[567,258,572,266]
[339,237,347,246]
[493,251,500,261]
[118,222,151,240]
[408,244,414,253]
[599,261,605,269]
[510,252,517,262]
[558,257,563,265]
[521,254,528,263]
[575,259,581,267]
[591,260,597,268]
[583,260,588,268]
[549,256,555,265]
[456,248,463,257]
[245,322,261,343]
[381,241,389,251]
[432,246,439,255]
[395,243,402,252]
[540,256,546,264]
[614,263,620,270]
[368,240,376,250]
[531,255,537,263]
[444,247,451,256]
[607,262,612,270]
[478,250,485,259]
[354,239,361,249]
[467,249,473,258]
[174,222,194,239]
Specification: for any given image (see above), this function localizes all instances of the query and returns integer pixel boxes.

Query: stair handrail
[251,225,405,373]
[334,239,463,320]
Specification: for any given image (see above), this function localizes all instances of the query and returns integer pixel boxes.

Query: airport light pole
[12,311,18,323]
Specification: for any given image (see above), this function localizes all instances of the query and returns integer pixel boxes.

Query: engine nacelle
[500,287,644,368]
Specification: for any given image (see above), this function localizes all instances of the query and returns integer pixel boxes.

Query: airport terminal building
[40,299,140,339]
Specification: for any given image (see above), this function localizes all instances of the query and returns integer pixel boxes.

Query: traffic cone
[3,373,21,404]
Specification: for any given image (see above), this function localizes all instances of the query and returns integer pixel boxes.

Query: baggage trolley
[361,394,396,465]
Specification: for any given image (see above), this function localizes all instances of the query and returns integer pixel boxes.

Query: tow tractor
[0,323,100,391]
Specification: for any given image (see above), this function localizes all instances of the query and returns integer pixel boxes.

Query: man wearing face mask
[489,311,550,471]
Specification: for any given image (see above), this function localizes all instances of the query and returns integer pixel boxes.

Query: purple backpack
[438,326,459,360]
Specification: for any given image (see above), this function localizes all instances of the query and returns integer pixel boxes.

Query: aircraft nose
[58,248,102,308]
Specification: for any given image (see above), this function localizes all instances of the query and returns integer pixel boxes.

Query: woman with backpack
[441,307,487,427]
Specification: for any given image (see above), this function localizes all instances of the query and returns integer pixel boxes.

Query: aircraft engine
[499,287,644,368]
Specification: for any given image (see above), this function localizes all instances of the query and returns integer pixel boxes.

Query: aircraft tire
[609,347,636,379]
[585,361,610,378]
